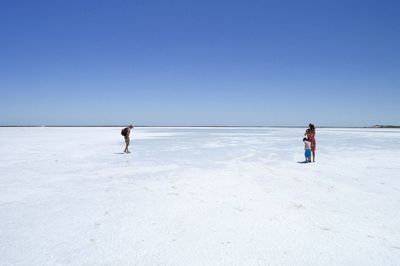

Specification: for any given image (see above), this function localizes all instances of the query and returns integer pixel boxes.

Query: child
[303,137,312,163]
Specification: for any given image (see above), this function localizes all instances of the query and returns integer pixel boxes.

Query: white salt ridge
[1,127,400,265]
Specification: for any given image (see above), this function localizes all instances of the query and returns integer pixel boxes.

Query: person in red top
[305,123,316,162]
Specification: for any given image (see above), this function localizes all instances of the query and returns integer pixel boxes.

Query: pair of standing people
[303,123,316,162]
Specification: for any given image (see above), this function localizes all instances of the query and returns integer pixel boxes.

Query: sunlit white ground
[1,127,400,265]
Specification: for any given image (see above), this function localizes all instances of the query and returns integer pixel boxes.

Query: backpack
[121,128,128,137]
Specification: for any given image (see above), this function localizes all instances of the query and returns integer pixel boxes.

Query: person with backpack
[121,125,134,153]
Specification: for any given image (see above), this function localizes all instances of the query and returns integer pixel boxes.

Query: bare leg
[124,141,129,153]
[312,151,315,162]
[124,137,130,153]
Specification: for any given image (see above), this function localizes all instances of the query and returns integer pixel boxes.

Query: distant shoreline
[1,125,399,128]
[370,125,400,128]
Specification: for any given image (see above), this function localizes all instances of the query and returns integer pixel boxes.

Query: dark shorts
[124,137,130,145]
[305,149,311,158]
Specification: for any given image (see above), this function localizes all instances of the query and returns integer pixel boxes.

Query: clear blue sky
[1,0,399,126]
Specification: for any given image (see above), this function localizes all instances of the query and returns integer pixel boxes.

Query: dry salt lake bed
[1,127,400,265]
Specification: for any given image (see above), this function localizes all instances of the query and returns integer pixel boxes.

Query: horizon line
[0,125,398,128]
